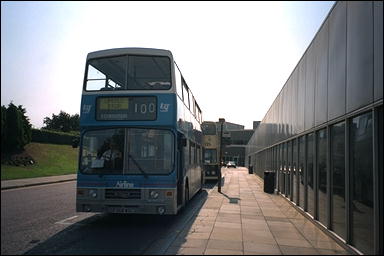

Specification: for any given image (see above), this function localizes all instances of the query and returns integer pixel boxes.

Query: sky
[1,1,335,129]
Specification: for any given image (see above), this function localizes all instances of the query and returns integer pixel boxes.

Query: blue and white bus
[76,48,204,215]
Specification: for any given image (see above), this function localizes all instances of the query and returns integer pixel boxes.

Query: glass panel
[80,128,174,175]
[86,55,171,91]
[189,92,193,113]
[282,143,286,194]
[182,79,190,108]
[197,146,201,165]
[189,142,192,165]
[307,133,315,216]
[378,106,383,255]
[317,128,327,225]
[351,112,373,255]
[299,136,305,208]
[86,56,127,91]
[287,141,291,198]
[86,80,106,91]
[280,143,284,193]
[293,139,298,204]
[81,128,125,174]
[127,56,171,90]
[87,64,107,80]
[127,129,174,174]
[204,149,217,164]
[174,64,183,100]
[331,121,346,240]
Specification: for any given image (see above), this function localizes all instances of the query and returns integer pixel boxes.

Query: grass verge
[1,142,78,180]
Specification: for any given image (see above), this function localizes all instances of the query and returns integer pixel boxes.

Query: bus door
[177,133,187,206]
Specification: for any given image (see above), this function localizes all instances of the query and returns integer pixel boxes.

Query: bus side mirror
[72,138,79,148]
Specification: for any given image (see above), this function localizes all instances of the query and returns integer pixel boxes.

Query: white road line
[55,215,78,225]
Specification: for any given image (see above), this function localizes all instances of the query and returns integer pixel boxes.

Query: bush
[31,128,79,145]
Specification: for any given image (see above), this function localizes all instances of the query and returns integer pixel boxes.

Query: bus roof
[87,47,173,60]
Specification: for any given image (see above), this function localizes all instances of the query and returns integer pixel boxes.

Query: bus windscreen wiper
[128,153,148,179]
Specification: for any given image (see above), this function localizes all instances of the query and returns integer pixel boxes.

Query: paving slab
[159,167,353,255]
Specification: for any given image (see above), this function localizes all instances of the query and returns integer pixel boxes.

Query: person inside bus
[100,139,123,169]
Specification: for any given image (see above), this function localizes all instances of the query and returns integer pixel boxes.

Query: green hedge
[31,128,79,145]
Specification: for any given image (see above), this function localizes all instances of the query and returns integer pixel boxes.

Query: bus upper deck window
[127,56,171,90]
[85,55,171,91]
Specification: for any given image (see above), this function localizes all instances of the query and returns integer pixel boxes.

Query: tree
[69,113,80,131]
[4,103,27,152]
[1,103,32,153]
[17,105,32,145]
[1,105,7,150]
[43,111,79,132]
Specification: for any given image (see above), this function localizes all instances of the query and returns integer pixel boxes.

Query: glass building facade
[245,1,383,254]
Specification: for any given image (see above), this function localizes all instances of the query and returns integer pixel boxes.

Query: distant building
[215,121,244,132]
[222,129,254,166]
[211,120,257,166]
[253,121,260,130]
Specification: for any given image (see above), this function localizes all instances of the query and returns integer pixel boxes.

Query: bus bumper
[76,188,178,215]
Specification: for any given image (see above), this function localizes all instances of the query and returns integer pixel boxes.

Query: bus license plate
[108,207,136,213]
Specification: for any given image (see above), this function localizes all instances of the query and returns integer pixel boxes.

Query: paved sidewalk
[159,168,351,255]
[1,169,352,255]
[1,174,77,190]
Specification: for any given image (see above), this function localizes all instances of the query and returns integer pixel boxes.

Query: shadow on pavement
[24,188,210,255]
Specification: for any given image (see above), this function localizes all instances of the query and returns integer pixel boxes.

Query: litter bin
[248,166,253,174]
[264,171,275,194]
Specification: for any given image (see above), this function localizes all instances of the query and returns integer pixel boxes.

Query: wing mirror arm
[72,138,79,148]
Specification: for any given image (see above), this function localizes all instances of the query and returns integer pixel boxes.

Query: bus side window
[198,145,201,164]
[195,145,199,164]
[190,141,195,166]
[191,97,195,117]
[189,141,191,165]
[188,90,193,114]
[174,63,183,101]
[182,78,189,109]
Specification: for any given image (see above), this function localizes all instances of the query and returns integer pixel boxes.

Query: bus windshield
[204,149,217,164]
[85,55,171,91]
[80,128,174,175]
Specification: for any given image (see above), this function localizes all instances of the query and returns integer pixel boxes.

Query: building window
[378,106,383,255]
[317,128,327,225]
[307,133,315,216]
[331,121,346,240]
[350,112,373,255]
[287,140,292,198]
[293,138,298,204]
[299,136,306,208]
[280,143,286,194]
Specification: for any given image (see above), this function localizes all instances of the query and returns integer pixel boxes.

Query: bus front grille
[105,189,141,199]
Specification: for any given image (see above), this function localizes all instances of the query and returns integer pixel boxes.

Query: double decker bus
[75,48,203,215]
[202,121,220,181]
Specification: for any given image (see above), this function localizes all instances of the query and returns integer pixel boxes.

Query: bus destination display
[96,96,156,120]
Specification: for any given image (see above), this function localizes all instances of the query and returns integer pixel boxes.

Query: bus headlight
[157,206,165,215]
[211,171,216,175]
[89,189,98,198]
[150,190,159,199]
